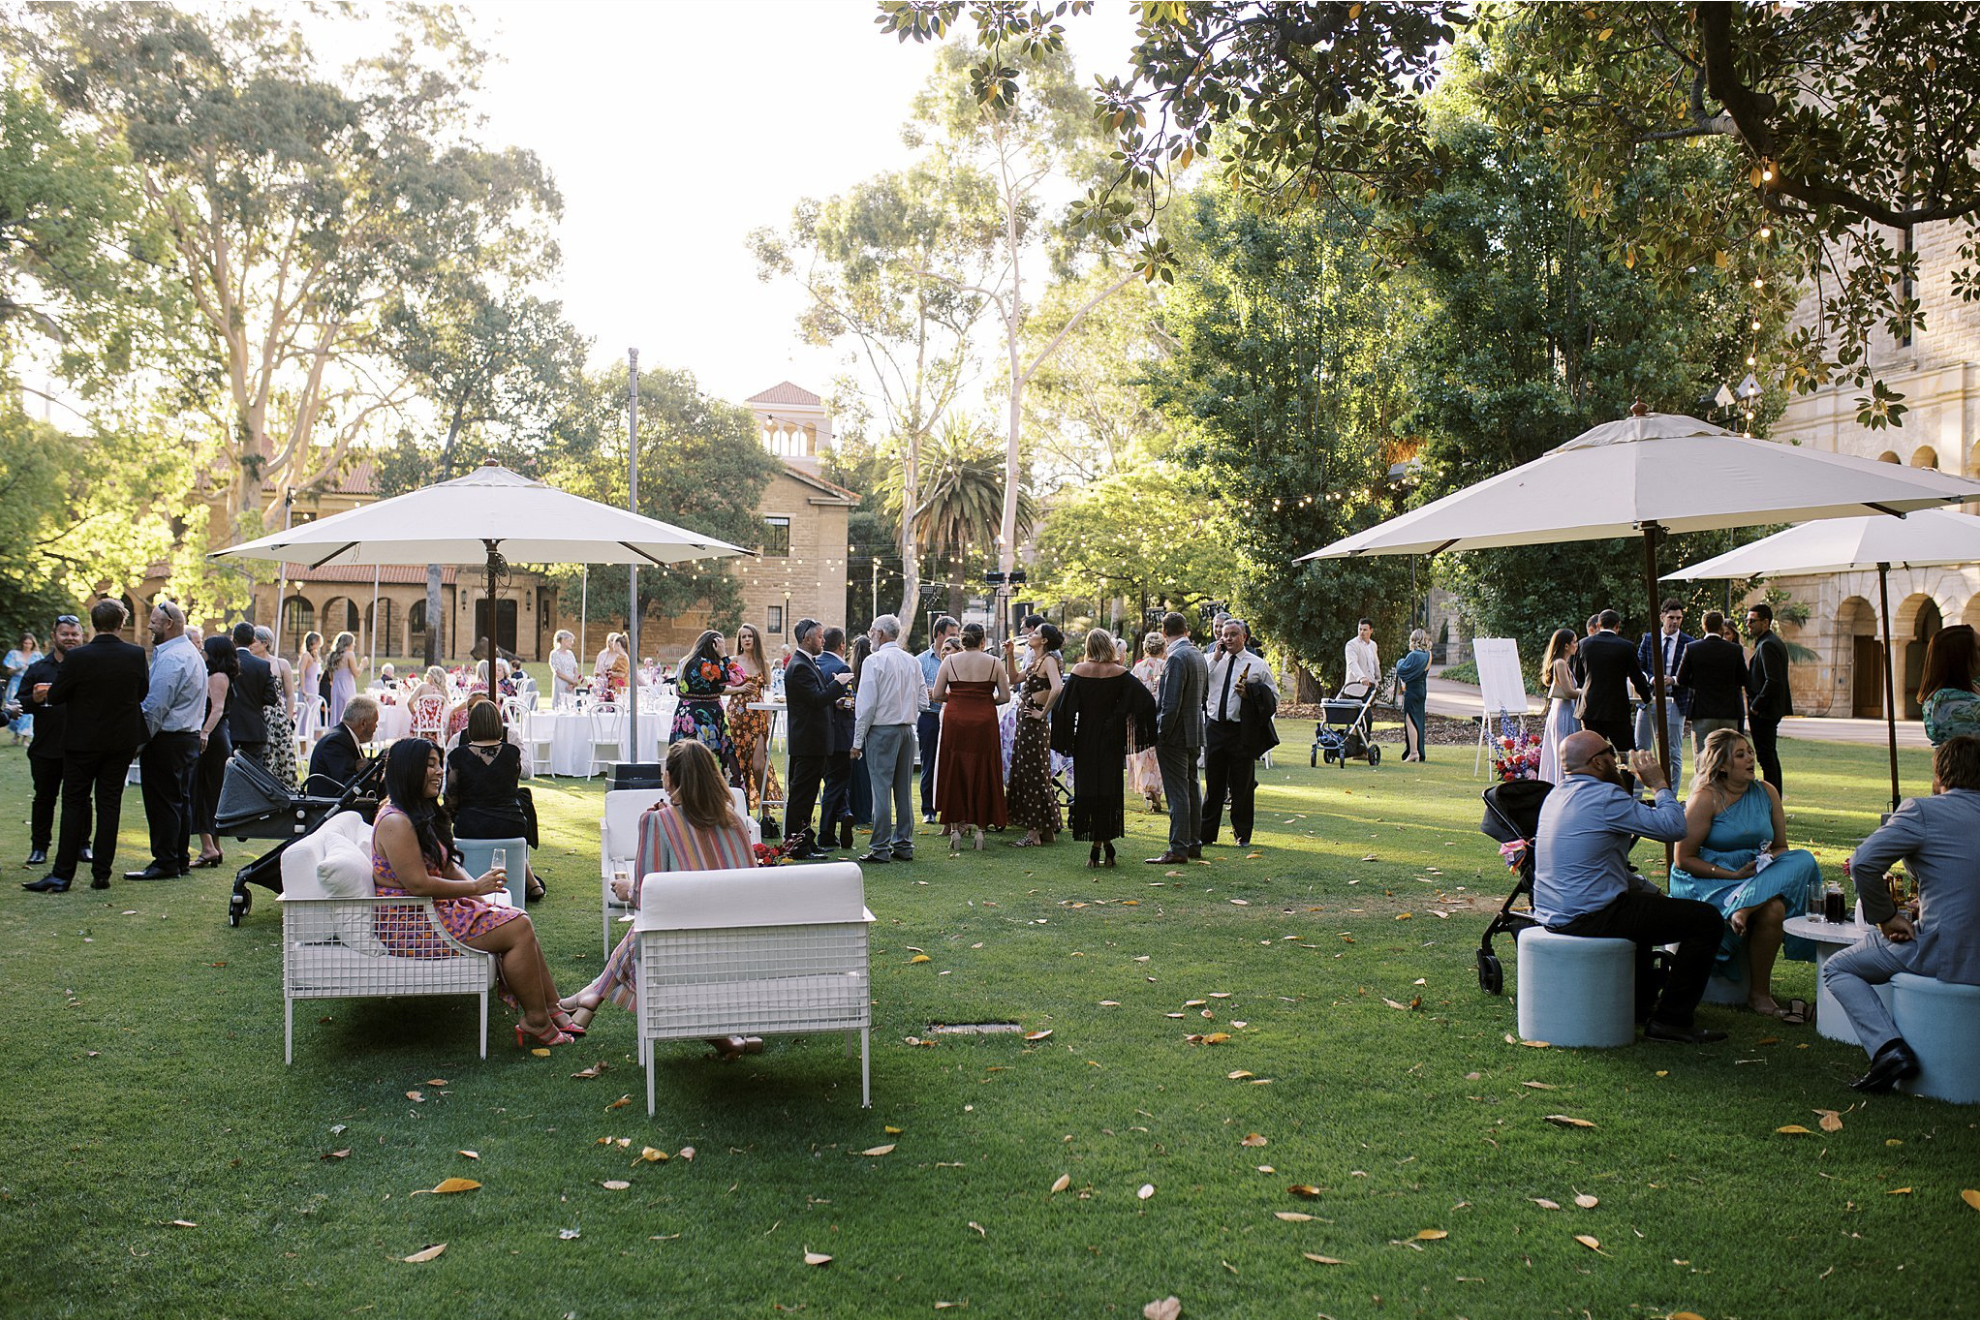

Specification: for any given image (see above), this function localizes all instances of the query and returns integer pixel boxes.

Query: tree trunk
[895,429,921,636]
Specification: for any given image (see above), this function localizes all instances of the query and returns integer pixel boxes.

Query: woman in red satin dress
[931,622,1012,852]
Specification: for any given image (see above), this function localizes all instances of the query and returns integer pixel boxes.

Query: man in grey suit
[1824,735,1980,1092]
[1147,611,1207,865]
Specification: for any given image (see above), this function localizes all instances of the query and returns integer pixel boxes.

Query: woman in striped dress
[558,739,762,1058]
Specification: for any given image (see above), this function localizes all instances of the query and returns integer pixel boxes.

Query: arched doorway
[1896,593,1944,718]
[1836,596,1882,717]
[1910,446,1940,469]
[320,596,359,643]
[407,599,427,657]
[284,596,316,655]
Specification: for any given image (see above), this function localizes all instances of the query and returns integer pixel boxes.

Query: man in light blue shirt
[128,602,209,880]
[915,615,958,824]
[1533,729,1725,1043]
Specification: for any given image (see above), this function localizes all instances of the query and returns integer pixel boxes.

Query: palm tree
[883,416,1037,621]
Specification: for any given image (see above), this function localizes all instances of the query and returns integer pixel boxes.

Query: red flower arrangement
[752,841,788,868]
[1489,716,1542,783]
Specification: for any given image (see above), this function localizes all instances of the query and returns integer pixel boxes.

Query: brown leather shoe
[1144,850,1189,865]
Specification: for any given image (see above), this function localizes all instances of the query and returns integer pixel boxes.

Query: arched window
[284,597,316,653]
[1910,446,1940,470]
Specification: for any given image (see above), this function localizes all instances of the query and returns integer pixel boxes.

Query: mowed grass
[1,734,1976,1320]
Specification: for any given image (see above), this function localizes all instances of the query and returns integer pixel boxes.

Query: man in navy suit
[816,628,857,852]
[1635,598,1694,788]
[1577,609,1651,793]
[782,619,834,859]
[26,600,148,892]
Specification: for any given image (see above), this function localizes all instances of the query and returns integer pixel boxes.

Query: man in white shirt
[1202,619,1276,848]
[127,602,208,882]
[1344,618,1380,694]
[851,613,928,863]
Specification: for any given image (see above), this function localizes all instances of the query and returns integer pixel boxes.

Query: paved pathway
[1425,677,1931,748]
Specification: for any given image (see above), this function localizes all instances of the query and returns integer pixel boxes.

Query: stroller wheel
[1309,747,1318,767]
[1367,743,1382,768]
[1476,948,1503,996]
[228,888,251,927]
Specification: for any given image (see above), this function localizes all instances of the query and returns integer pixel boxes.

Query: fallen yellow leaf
[1202,1032,1230,1044]
[570,1062,605,1079]
[1302,1252,1348,1265]
[457,1150,479,1160]
[1240,1134,1268,1147]
[860,1144,896,1157]
[1963,1189,1980,1212]
[1544,1115,1596,1130]
[804,1250,832,1266]
[601,1180,631,1191]
[1276,1211,1314,1222]
[402,1243,447,1263]
[1888,1187,1913,1195]
[1227,1070,1254,1080]
[1025,1029,1053,1042]
[168,1219,197,1228]
[1574,1234,1602,1252]
[1776,1124,1813,1135]
[1414,1229,1448,1241]
[634,1147,669,1164]
[424,1078,448,1087]
[1531,1198,1561,1210]
[1574,1193,1598,1209]
[884,1126,903,1135]
[1817,1109,1843,1133]
[607,1095,632,1110]
[409,1178,480,1196]
[531,1048,551,1057]
[910,954,931,964]
[1287,1185,1322,1199]
[1050,1174,1071,1194]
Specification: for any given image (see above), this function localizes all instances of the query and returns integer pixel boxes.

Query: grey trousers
[864,723,916,854]
[1633,701,1685,787]
[1821,932,1921,1058]
[1157,741,1201,853]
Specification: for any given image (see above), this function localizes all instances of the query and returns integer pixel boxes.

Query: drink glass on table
[1823,886,1846,924]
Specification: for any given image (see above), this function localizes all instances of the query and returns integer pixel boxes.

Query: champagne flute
[490,847,507,892]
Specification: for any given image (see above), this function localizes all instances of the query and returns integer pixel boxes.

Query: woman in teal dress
[1671,727,1818,1019]
[669,629,745,785]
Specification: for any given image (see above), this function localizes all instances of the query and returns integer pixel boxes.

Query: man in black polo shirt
[16,612,86,868]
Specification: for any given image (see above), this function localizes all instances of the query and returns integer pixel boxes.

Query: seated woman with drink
[371,737,579,1047]
[557,739,762,1058]
[1669,727,1819,1020]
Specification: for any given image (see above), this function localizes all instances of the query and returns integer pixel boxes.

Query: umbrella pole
[369,566,380,679]
[625,349,640,768]
[1877,562,1901,815]
[1641,523,1675,869]
[580,565,588,683]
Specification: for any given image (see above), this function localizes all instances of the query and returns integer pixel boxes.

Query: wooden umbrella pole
[1877,561,1901,815]
[1641,520,1676,872]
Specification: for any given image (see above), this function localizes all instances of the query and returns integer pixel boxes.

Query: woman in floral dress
[671,629,744,785]
[1004,621,1065,847]
[725,623,784,815]
[1128,632,1167,812]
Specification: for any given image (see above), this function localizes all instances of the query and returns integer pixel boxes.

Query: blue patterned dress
[1669,781,1817,981]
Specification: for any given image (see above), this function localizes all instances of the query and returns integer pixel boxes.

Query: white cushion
[635,862,873,932]
[315,828,374,899]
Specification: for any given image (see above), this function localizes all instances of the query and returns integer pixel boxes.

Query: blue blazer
[1637,630,1695,715]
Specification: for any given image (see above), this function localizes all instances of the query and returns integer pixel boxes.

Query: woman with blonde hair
[726,622,783,815]
[1536,627,1582,784]
[1670,726,1819,1020]
[558,739,761,1057]
[1396,627,1432,762]
[1127,632,1168,811]
[295,631,324,742]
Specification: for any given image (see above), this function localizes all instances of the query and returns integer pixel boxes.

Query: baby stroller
[1474,778,1552,994]
[1310,674,1392,768]
[215,751,385,926]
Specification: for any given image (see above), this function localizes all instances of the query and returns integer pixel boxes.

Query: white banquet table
[527,703,671,777]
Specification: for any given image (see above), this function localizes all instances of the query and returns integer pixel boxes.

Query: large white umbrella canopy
[210,461,751,570]
[1299,406,1980,777]
[1664,508,1980,811]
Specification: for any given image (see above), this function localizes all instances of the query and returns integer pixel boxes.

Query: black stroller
[1310,674,1393,768]
[1474,778,1553,994]
[214,751,384,926]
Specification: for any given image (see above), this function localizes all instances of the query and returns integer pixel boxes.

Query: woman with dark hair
[1918,623,1980,747]
[1537,627,1582,784]
[447,700,544,902]
[558,740,761,1057]
[191,635,239,867]
[727,622,783,815]
[1005,620,1065,847]
[1052,628,1157,867]
[5,631,38,742]
[847,635,874,827]
[670,628,744,783]
[932,621,1011,851]
[373,737,576,1047]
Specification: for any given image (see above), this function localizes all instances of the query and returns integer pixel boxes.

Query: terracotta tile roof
[781,462,860,504]
[745,381,823,408]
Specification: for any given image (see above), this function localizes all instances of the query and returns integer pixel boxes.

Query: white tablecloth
[527,704,672,777]
[372,704,411,743]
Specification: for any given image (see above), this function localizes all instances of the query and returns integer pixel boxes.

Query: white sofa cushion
[634,862,873,931]
[315,828,374,899]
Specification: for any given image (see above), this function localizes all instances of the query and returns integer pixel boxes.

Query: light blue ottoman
[1515,927,1636,1048]
[1891,973,1980,1105]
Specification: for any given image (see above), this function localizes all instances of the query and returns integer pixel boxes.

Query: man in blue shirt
[1533,729,1726,1043]
[126,601,209,881]
[915,615,958,824]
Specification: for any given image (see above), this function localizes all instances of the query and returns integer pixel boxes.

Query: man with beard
[1532,730,1726,1043]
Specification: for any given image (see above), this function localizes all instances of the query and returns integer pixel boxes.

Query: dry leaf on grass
[1414,1229,1448,1241]
[1286,1185,1323,1199]
[1543,1115,1595,1130]
[1025,1030,1052,1042]
[558,1227,582,1240]
[405,1091,424,1103]
[1963,1189,1980,1212]
[634,1147,669,1164]
[168,1219,198,1228]
[1521,1081,1557,1091]
[860,1144,896,1157]
[402,1243,447,1263]
[530,1048,551,1057]
[678,1146,695,1162]
[1143,1296,1181,1320]
[885,1126,903,1135]
[1050,1174,1071,1195]
[804,1250,832,1266]
[1137,1184,1156,1200]
[1530,1198,1560,1211]
[1275,1211,1314,1222]
[1229,898,1250,906]
[457,1150,479,1160]
[424,1078,448,1087]
[321,1149,351,1161]
[910,954,932,964]
[1202,1032,1229,1044]
[607,1095,632,1111]
[1574,1194,1599,1209]
[1099,1000,1121,1007]
[601,1180,631,1191]
[1776,1124,1813,1135]
[409,1178,480,1196]
[1815,1109,1843,1133]
[1888,1187,1913,1195]
[1301,1253,1348,1265]
[570,1062,606,1079]
[1240,1134,1268,1148]
[1573,1234,1603,1253]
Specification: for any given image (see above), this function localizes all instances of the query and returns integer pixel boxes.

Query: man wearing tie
[1202,618,1276,849]
[1147,612,1207,865]
[26,599,148,892]
[781,618,834,860]
[1634,599,1694,788]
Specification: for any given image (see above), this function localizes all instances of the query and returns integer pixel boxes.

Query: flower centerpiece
[1489,714,1542,783]
[752,841,789,868]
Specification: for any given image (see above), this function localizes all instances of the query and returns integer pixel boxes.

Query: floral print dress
[671,655,743,784]
[726,666,784,814]
[1006,666,1063,837]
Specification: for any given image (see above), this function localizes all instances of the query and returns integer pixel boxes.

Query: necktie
[1217,652,1236,721]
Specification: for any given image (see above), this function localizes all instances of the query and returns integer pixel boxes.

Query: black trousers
[1201,722,1255,845]
[193,726,232,834]
[821,751,852,842]
[1581,715,1637,792]
[1749,715,1783,796]
[29,754,73,852]
[786,752,827,843]
[916,711,940,815]
[1553,890,1723,1029]
[54,747,136,881]
[139,731,200,871]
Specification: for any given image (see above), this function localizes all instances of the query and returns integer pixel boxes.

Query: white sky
[439,0,1139,411]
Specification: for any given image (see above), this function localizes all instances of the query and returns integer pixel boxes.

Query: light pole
[625,349,640,763]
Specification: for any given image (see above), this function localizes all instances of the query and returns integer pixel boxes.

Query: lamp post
[626,348,640,763]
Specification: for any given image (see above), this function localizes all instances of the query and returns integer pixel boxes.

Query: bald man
[1532,729,1727,1043]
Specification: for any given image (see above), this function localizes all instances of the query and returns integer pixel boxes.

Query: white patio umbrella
[1299,405,1980,775]
[1664,508,1980,812]
[213,460,752,757]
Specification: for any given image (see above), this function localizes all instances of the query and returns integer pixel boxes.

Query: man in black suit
[1675,609,1748,756]
[1745,601,1793,795]
[1634,598,1695,788]
[305,696,378,795]
[17,612,87,868]
[816,628,857,851]
[781,618,834,860]
[227,621,272,763]
[1577,609,1652,792]
[26,599,148,892]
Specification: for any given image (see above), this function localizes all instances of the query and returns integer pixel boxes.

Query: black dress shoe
[1234,836,1251,848]
[79,845,92,862]
[22,875,70,893]
[1849,1039,1922,1093]
[90,876,109,890]
[23,849,46,867]
[1186,846,1203,859]
[1643,1019,1729,1044]
[856,851,891,865]
[124,865,181,881]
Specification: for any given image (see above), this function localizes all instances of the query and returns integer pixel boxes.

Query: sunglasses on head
[54,615,79,625]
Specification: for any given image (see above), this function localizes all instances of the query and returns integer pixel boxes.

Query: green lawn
[2,735,1974,1319]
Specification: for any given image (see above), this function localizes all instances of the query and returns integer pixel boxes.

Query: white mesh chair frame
[282,895,495,1063]
[633,864,874,1117]
[589,704,626,777]
[522,710,556,777]
[599,789,663,954]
